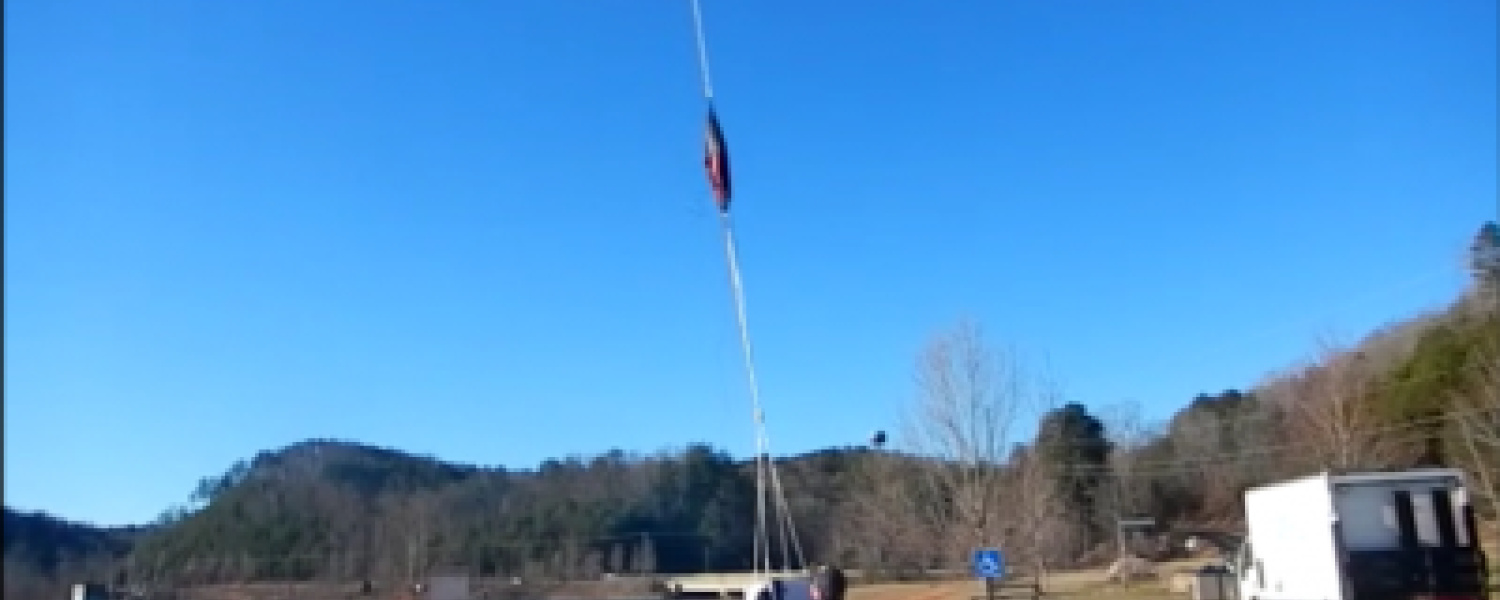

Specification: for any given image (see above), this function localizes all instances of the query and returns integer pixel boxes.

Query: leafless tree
[1097,402,1158,529]
[379,492,439,585]
[1452,339,1500,518]
[3,554,53,600]
[1274,336,1411,471]
[1158,391,1290,523]
[836,448,931,578]
[605,544,625,574]
[998,445,1067,584]
[631,535,656,575]
[896,317,1060,570]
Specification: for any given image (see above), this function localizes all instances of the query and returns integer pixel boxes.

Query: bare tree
[999,445,1067,583]
[1274,336,1411,471]
[606,544,625,575]
[1158,391,1290,523]
[896,317,1060,569]
[1453,340,1500,518]
[1097,402,1158,530]
[380,492,439,585]
[837,448,930,578]
[631,535,656,575]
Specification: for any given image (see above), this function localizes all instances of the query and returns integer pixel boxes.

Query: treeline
[3,508,150,599]
[129,286,1500,583]
[9,226,1499,593]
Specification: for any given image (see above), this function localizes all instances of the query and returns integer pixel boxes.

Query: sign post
[971,548,1005,600]
[1114,517,1156,558]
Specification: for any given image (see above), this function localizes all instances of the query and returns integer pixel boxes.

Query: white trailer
[1234,468,1489,600]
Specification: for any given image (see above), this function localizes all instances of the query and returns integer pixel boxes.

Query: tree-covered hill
[9,226,1497,596]
[4,508,151,598]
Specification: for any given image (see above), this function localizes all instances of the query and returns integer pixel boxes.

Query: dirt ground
[849,579,1175,600]
[850,538,1500,600]
[161,524,1500,600]
[847,559,1220,600]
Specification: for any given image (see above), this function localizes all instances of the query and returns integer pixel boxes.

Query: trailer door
[1335,483,1488,600]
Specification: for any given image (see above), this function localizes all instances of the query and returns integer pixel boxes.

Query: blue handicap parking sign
[972,548,1004,579]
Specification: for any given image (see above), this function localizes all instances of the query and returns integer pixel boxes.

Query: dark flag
[704,106,732,212]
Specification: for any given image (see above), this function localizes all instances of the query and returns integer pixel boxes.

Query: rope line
[716,213,769,576]
[687,0,716,100]
[721,213,806,574]
[691,0,805,578]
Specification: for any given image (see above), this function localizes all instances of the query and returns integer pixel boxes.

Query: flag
[704,106,732,212]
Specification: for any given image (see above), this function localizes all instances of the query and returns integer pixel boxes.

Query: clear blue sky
[5,0,1496,527]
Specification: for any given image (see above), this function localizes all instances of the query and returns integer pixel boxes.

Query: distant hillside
[3,507,149,599]
[16,270,1498,591]
[127,439,843,584]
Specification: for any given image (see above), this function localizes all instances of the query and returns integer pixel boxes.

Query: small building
[423,571,472,600]
[70,583,109,600]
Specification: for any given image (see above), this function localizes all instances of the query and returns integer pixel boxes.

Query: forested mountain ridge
[4,508,154,598]
[8,228,1498,597]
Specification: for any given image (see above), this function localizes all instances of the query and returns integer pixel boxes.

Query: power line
[1042,404,1498,476]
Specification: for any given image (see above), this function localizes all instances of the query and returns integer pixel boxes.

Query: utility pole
[1111,472,1126,560]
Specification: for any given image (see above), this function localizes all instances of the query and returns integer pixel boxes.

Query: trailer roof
[1248,468,1467,493]
[1327,467,1466,486]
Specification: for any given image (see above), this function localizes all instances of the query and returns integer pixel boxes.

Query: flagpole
[717,209,771,576]
[691,0,806,580]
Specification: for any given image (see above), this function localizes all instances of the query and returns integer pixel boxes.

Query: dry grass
[155,530,1500,600]
[1053,581,1179,600]
[846,556,1243,600]
[853,579,1185,600]
[849,579,1181,600]
[849,582,966,600]
[846,563,1205,600]
[845,533,1500,600]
